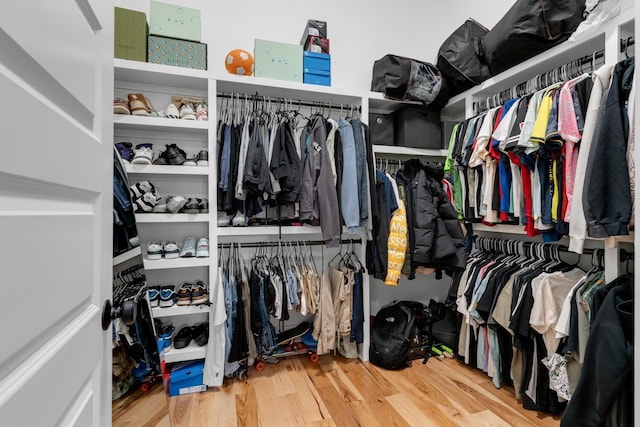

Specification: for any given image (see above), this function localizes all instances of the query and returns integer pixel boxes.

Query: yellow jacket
[384,199,407,286]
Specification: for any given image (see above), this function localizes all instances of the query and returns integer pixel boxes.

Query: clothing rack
[217,238,362,249]
[216,92,361,116]
[473,49,606,114]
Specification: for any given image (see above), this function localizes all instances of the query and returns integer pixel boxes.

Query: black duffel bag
[480,0,586,75]
[371,54,449,110]
[436,19,491,96]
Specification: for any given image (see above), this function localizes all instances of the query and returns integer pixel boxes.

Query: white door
[0,1,113,425]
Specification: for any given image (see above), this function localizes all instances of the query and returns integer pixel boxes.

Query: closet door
[0,1,113,426]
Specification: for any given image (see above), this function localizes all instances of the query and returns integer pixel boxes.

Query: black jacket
[397,159,466,276]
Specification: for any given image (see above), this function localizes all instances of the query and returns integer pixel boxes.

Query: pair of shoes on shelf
[176,282,209,306]
[130,180,160,212]
[179,236,209,258]
[219,211,248,227]
[173,323,209,349]
[183,198,209,214]
[182,149,209,167]
[170,95,207,121]
[147,241,180,260]
[114,93,158,116]
[153,144,187,166]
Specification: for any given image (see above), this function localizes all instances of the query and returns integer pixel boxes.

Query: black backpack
[369,301,415,370]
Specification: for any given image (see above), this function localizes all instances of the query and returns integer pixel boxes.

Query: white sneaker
[183,154,197,166]
[147,241,163,260]
[166,196,187,213]
[131,146,153,165]
[152,196,168,213]
[217,212,231,227]
[180,103,196,120]
[232,211,247,227]
[165,103,179,119]
[196,237,209,258]
[134,192,158,212]
[163,241,180,259]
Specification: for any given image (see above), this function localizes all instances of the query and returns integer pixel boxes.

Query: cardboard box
[303,51,330,72]
[300,19,327,45]
[147,35,207,70]
[369,113,395,146]
[168,360,206,397]
[114,7,148,62]
[303,68,331,86]
[150,1,201,42]
[394,106,442,149]
[254,39,302,83]
[303,36,330,54]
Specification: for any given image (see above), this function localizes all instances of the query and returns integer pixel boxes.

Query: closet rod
[217,238,362,249]
[216,92,361,113]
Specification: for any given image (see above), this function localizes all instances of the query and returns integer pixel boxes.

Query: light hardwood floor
[113,354,562,427]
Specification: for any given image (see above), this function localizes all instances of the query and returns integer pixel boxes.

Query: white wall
[116,0,515,91]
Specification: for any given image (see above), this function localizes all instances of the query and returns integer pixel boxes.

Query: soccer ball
[225,49,254,76]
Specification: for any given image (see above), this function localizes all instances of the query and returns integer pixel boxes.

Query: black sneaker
[193,323,209,346]
[190,281,208,305]
[183,198,200,214]
[152,149,169,165]
[164,144,186,165]
[198,198,209,213]
[176,283,192,306]
[173,326,194,349]
[197,150,208,166]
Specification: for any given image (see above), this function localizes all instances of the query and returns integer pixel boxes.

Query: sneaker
[183,154,197,166]
[148,286,160,307]
[179,236,197,258]
[190,281,208,305]
[114,98,131,115]
[152,149,169,165]
[176,283,192,306]
[115,142,133,163]
[147,241,163,260]
[131,144,153,165]
[193,323,209,346]
[183,198,200,214]
[155,320,174,339]
[152,196,168,213]
[164,144,186,165]
[165,103,179,119]
[134,192,159,212]
[232,211,247,227]
[130,180,156,199]
[159,285,176,308]
[196,102,208,121]
[197,150,209,166]
[173,326,194,348]
[163,241,180,259]
[198,198,209,213]
[128,93,151,116]
[196,237,209,258]
[180,102,196,120]
[217,212,231,227]
[166,195,187,213]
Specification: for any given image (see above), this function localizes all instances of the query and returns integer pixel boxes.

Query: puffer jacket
[397,159,466,276]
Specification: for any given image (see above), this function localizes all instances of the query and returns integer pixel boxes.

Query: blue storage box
[168,360,206,396]
[303,51,330,72]
[304,68,331,86]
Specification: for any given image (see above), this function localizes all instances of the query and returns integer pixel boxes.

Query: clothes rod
[216,92,361,112]
[217,239,362,249]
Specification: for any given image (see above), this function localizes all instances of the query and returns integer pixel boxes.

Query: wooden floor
[113,354,561,427]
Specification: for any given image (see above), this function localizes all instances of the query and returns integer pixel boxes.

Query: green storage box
[147,35,207,70]
[150,1,201,42]
[114,7,148,62]
[254,39,302,83]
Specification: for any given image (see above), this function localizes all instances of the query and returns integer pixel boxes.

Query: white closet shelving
[114,58,213,364]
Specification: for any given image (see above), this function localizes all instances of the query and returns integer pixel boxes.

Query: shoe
[131,144,153,165]
[176,283,192,306]
[128,93,151,116]
[180,236,197,257]
[197,150,209,166]
[196,237,209,258]
[193,323,209,346]
[159,285,176,308]
[183,198,200,214]
[165,103,179,119]
[163,241,180,259]
[166,195,187,213]
[198,198,209,213]
[115,142,133,163]
[114,98,131,115]
[173,326,194,349]
[152,149,169,165]
[190,281,208,305]
[134,192,159,212]
[152,196,168,213]
[232,211,247,227]
[147,241,163,260]
[130,180,156,199]
[183,154,197,166]
[217,212,231,227]
[164,144,186,165]
[196,102,208,121]
[156,320,174,339]
[148,286,160,307]
[180,102,196,120]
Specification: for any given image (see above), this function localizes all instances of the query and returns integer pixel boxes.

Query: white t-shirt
[203,267,228,387]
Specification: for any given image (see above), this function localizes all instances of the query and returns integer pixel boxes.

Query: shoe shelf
[113,246,141,266]
[125,164,209,176]
[113,115,209,133]
[136,213,211,223]
[143,257,211,270]
[372,145,448,158]
[473,223,635,244]
[162,341,207,364]
[114,58,209,90]
[217,225,324,237]
[152,305,209,318]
